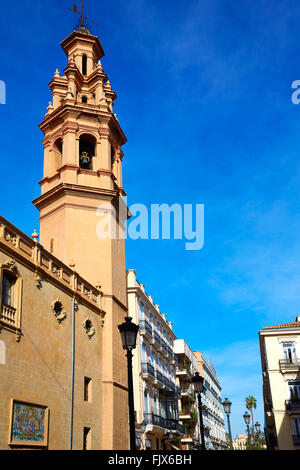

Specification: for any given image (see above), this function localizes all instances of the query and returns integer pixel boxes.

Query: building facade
[259,316,300,450]
[127,270,185,450]
[173,339,201,449]
[0,217,105,449]
[194,352,227,450]
[232,434,248,450]
[0,24,130,449]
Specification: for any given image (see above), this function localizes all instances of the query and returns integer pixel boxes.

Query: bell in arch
[80,151,91,169]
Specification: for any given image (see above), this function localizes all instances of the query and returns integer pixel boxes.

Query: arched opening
[79,134,96,170]
[111,146,115,168]
[82,95,88,103]
[82,54,87,76]
[53,138,63,170]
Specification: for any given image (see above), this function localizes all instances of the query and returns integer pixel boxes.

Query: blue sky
[2,0,300,438]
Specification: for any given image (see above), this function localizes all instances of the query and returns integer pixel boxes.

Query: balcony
[285,399,300,412]
[179,411,192,421]
[176,386,181,397]
[181,385,194,399]
[1,303,17,327]
[279,359,300,373]
[155,370,164,387]
[176,366,192,380]
[145,413,166,429]
[144,413,185,435]
[163,376,171,390]
[166,418,186,435]
[141,362,155,382]
[139,319,153,340]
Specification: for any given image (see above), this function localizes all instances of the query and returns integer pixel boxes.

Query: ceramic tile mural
[11,402,46,442]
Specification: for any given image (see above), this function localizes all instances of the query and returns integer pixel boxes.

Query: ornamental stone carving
[51,298,67,323]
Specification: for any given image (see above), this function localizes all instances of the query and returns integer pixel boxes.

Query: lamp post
[192,371,206,450]
[118,316,139,451]
[255,421,261,449]
[222,397,233,450]
[243,411,252,450]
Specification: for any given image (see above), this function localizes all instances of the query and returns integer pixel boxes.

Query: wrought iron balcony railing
[140,319,153,336]
[142,362,155,378]
[156,370,164,384]
[154,331,161,345]
[143,413,185,434]
[285,399,300,411]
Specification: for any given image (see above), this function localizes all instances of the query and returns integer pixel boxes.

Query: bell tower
[33,26,129,449]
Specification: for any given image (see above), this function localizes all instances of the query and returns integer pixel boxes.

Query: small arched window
[53,138,63,170]
[82,96,88,103]
[82,54,87,76]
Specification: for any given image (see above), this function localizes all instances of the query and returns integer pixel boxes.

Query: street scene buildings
[0,24,227,450]
[2,5,300,453]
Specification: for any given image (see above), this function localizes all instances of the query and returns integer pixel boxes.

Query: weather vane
[69,0,98,29]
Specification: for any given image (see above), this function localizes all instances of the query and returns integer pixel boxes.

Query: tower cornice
[60,29,105,61]
[39,103,127,146]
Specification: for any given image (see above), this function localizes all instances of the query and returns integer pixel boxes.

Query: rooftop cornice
[0,216,105,316]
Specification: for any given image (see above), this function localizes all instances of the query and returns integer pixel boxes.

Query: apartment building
[194,352,227,450]
[173,339,201,449]
[127,270,185,450]
[232,434,248,450]
[259,315,300,450]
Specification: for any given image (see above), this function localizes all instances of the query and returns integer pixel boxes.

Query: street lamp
[243,411,251,450]
[192,371,206,451]
[118,316,139,450]
[222,397,233,450]
[255,421,261,449]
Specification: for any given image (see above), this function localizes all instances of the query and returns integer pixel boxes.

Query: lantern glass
[118,317,139,350]
[192,372,204,393]
[222,398,232,415]
[255,422,260,433]
[243,411,250,426]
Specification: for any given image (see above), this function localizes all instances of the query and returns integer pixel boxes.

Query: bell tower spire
[33,27,129,450]
[33,26,127,283]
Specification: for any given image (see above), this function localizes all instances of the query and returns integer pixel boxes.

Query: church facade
[0,26,130,450]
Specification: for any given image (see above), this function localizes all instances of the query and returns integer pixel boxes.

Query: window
[82,55,87,76]
[289,381,300,401]
[53,138,63,171]
[144,390,149,414]
[153,396,158,415]
[292,417,300,437]
[2,271,15,307]
[0,262,22,341]
[82,96,88,103]
[111,146,115,167]
[84,377,92,402]
[139,303,144,320]
[282,342,297,363]
[83,427,91,450]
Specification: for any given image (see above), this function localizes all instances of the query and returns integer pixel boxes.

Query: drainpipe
[69,296,75,450]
